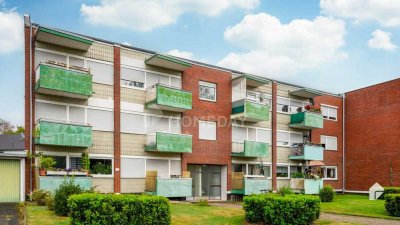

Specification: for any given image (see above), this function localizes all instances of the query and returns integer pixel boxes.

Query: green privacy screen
[146,85,192,112]
[155,178,192,197]
[289,145,324,161]
[35,120,92,147]
[231,99,270,122]
[39,176,92,192]
[35,64,92,99]
[289,111,323,129]
[232,141,269,157]
[231,179,271,195]
[145,132,192,153]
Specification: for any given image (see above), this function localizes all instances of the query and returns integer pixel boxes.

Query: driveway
[0,203,18,225]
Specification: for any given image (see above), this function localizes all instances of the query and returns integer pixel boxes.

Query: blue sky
[1,0,399,126]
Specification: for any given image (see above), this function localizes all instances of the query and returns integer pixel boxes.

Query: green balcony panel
[145,132,192,153]
[231,141,269,157]
[35,120,92,147]
[231,99,269,122]
[39,176,92,192]
[290,178,323,194]
[154,178,192,197]
[35,64,92,99]
[146,85,192,112]
[231,178,271,195]
[289,145,324,161]
[289,111,323,129]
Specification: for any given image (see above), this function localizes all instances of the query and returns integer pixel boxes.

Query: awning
[289,88,325,99]
[233,74,269,87]
[308,160,325,166]
[36,27,94,51]
[145,54,192,71]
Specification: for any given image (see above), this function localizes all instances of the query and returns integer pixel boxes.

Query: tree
[0,119,24,134]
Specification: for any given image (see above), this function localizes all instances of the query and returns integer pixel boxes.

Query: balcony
[290,178,323,194]
[289,111,323,130]
[35,63,92,99]
[231,140,269,157]
[289,144,324,161]
[39,176,92,192]
[35,120,92,148]
[231,99,270,122]
[145,171,192,198]
[144,132,192,153]
[231,173,271,195]
[145,84,192,112]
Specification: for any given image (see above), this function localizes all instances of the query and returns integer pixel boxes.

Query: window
[36,102,67,122]
[87,60,114,85]
[90,158,112,175]
[146,159,169,178]
[146,116,169,133]
[49,156,67,169]
[321,105,338,121]
[321,135,338,151]
[170,160,182,176]
[277,131,303,147]
[69,57,84,68]
[87,109,113,131]
[69,157,82,170]
[277,97,308,114]
[121,158,145,178]
[290,166,302,177]
[121,113,145,134]
[121,67,145,89]
[232,164,246,173]
[199,121,217,140]
[246,91,271,105]
[35,50,67,68]
[69,106,85,124]
[199,81,216,101]
[146,72,169,88]
[232,126,272,144]
[276,166,289,178]
[321,166,337,180]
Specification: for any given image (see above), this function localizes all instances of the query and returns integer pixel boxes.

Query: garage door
[0,159,20,202]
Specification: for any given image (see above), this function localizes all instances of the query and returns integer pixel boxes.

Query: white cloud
[217,13,346,78]
[166,49,208,63]
[0,9,23,54]
[368,29,397,51]
[81,0,259,32]
[321,0,400,27]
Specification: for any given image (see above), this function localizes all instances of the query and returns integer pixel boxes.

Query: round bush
[319,185,335,202]
[31,189,50,206]
[54,179,83,216]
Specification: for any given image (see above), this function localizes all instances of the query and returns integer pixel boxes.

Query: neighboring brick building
[18,14,399,202]
[345,78,400,192]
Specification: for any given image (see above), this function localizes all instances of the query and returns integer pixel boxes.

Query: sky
[0,0,399,126]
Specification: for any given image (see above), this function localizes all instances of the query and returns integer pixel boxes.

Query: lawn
[26,201,359,225]
[321,194,399,220]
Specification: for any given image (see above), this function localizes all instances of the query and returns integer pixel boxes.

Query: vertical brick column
[113,45,121,193]
[272,81,278,191]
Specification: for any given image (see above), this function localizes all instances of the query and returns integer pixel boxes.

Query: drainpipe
[342,93,345,193]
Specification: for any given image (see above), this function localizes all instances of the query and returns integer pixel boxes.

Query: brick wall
[181,65,232,189]
[113,45,121,193]
[313,95,344,190]
[345,79,400,191]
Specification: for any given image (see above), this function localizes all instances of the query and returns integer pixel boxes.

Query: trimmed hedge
[244,193,320,225]
[385,194,400,217]
[68,193,171,225]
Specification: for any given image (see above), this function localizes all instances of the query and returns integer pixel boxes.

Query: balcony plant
[305,104,321,113]
[39,156,56,176]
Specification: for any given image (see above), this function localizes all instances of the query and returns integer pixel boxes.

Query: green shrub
[319,185,335,202]
[385,194,400,217]
[380,187,400,199]
[45,195,55,211]
[31,189,50,206]
[54,179,83,216]
[278,186,294,196]
[291,172,305,178]
[244,194,320,224]
[197,199,209,206]
[68,193,170,225]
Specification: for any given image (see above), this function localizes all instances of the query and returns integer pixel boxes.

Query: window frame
[321,135,338,151]
[232,125,272,144]
[89,156,114,178]
[321,166,338,180]
[231,162,272,179]
[321,104,338,121]
[199,81,217,102]
[276,130,304,147]
[276,96,309,114]
[199,120,217,141]
[276,165,290,179]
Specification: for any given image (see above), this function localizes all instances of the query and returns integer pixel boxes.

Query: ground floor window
[50,156,67,169]
[90,158,112,175]
[276,166,289,178]
[232,163,271,178]
[290,166,302,177]
[321,166,337,180]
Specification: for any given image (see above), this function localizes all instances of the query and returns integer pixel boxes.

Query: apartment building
[17,15,347,202]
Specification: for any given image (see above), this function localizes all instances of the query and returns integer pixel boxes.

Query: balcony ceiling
[145,54,192,71]
[36,27,93,51]
[289,88,324,99]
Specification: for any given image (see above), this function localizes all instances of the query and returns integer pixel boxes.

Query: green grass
[321,194,399,220]
[26,203,69,225]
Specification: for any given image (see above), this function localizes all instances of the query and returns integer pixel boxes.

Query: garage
[0,134,26,202]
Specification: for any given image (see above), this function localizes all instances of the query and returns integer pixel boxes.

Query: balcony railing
[289,143,324,161]
[35,63,92,99]
[35,119,92,148]
[145,84,192,112]
[145,170,192,197]
[289,111,323,130]
[144,132,192,153]
[231,99,270,122]
[39,176,92,192]
[231,172,271,195]
[231,140,269,157]
[290,178,323,194]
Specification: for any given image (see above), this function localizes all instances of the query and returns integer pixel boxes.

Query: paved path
[0,203,18,225]
[320,213,400,225]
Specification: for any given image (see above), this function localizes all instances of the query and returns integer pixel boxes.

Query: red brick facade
[345,79,400,191]
[313,95,344,190]
[113,45,121,193]
[271,82,278,191]
[181,65,232,189]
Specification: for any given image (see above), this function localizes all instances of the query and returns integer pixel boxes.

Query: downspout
[342,93,345,193]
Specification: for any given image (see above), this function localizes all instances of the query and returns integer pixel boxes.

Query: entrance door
[188,165,221,200]
[0,159,20,202]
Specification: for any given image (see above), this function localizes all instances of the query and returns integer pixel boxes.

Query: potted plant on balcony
[305,104,321,113]
[38,156,56,176]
